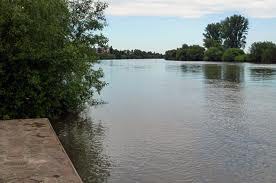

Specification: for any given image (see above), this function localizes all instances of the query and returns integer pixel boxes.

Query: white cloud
[106,0,276,18]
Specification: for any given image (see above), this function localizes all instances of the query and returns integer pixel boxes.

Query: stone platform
[0,119,82,183]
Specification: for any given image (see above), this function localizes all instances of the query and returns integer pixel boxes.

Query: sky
[103,0,276,53]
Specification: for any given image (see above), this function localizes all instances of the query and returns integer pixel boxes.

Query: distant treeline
[98,47,163,59]
[165,15,276,64]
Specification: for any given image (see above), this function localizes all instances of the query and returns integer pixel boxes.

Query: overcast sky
[103,0,276,53]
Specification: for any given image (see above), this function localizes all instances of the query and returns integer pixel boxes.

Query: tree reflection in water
[52,115,111,183]
[249,68,276,81]
[203,64,245,83]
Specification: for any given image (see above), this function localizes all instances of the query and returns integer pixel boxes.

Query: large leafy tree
[203,23,222,48]
[0,0,108,119]
[249,42,276,63]
[68,0,108,47]
[203,15,249,49]
[221,15,249,49]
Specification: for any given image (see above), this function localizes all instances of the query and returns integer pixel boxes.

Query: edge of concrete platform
[47,118,83,183]
[0,118,83,183]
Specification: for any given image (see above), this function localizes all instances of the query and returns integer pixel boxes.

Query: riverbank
[101,58,276,65]
[0,119,82,182]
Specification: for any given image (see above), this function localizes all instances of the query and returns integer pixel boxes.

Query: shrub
[204,47,224,61]
[186,45,205,61]
[261,48,276,63]
[176,49,188,61]
[222,48,244,62]
[0,0,107,119]
[165,45,205,61]
[165,49,177,60]
[249,42,276,63]
[235,54,248,62]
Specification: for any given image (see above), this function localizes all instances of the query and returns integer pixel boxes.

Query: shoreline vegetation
[97,47,164,60]
[164,15,276,64]
[0,0,108,120]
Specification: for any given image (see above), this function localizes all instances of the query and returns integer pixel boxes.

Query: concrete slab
[0,118,82,183]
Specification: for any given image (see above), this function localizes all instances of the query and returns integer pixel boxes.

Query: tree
[69,0,108,46]
[249,42,276,63]
[234,54,248,62]
[99,48,163,60]
[165,45,205,61]
[176,48,187,61]
[204,47,224,61]
[109,46,114,54]
[222,48,244,62]
[182,44,189,49]
[262,48,276,63]
[221,15,249,49]
[165,49,177,60]
[0,0,108,119]
[203,23,222,48]
[186,45,205,61]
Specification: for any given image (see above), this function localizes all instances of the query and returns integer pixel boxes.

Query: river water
[54,59,276,183]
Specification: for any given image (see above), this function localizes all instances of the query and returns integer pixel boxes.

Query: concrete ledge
[0,118,82,183]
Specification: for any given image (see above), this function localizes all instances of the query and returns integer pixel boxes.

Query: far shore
[100,58,276,64]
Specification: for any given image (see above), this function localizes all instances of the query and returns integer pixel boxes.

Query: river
[54,59,276,183]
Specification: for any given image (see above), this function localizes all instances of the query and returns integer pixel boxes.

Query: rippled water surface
[54,59,276,183]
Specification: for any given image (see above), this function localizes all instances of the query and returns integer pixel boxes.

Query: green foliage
[204,47,224,61]
[203,15,249,49]
[164,14,276,64]
[221,15,249,49]
[203,39,222,49]
[99,47,163,59]
[0,0,108,119]
[186,45,205,61]
[249,42,276,63]
[261,47,276,64]
[166,14,250,62]
[176,48,187,61]
[165,45,205,61]
[234,54,248,62]
[222,48,244,62]
[203,23,222,48]
[182,44,189,49]
[165,49,177,60]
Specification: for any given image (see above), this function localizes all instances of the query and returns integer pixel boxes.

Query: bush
[204,47,224,61]
[261,48,276,63]
[186,45,205,61]
[0,0,107,119]
[165,44,205,61]
[165,49,177,60]
[222,48,244,62]
[176,49,187,61]
[235,54,248,62]
[249,42,276,63]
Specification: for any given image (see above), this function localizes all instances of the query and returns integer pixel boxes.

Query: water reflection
[202,64,222,80]
[249,67,276,81]
[181,64,202,73]
[203,64,245,83]
[52,115,111,183]
[55,60,276,183]
[201,63,273,182]
[165,63,203,74]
